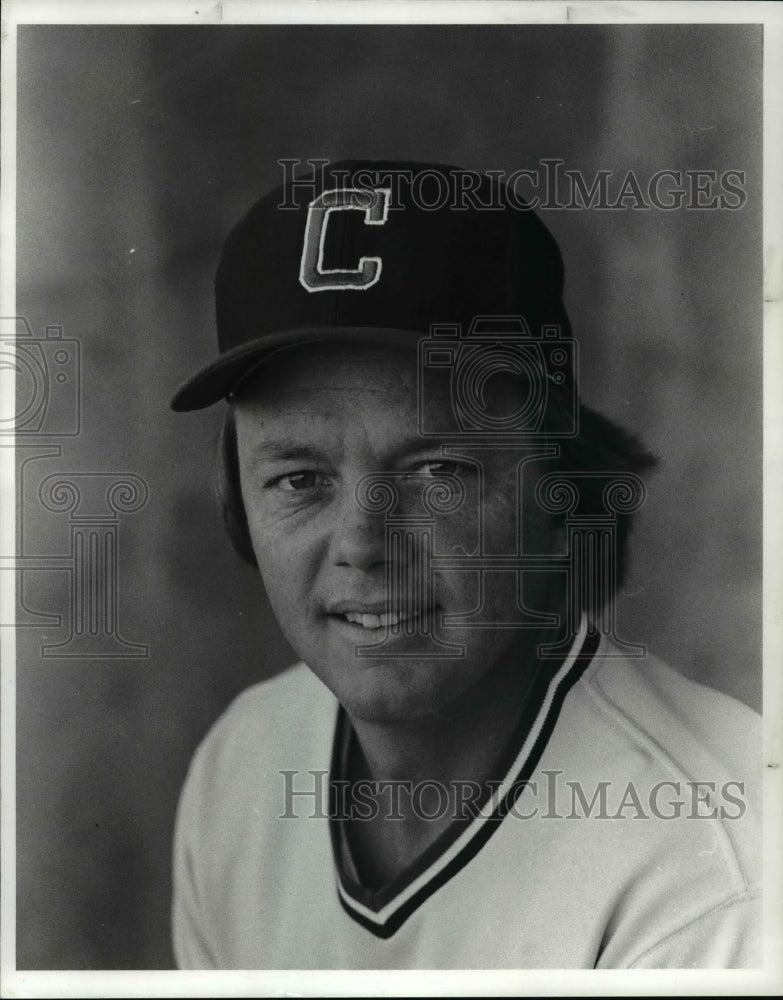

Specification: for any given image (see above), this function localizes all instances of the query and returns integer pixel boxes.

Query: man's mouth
[326,601,429,631]
[341,609,417,630]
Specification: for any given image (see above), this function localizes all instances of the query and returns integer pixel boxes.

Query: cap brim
[170,326,423,411]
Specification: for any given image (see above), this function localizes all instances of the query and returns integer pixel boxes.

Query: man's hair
[214,403,658,611]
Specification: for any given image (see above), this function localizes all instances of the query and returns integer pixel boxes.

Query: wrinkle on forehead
[232,344,436,472]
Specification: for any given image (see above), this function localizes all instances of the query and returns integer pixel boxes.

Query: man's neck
[340,624,575,891]
[349,638,541,791]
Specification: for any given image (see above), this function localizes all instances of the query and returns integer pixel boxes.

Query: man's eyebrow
[249,441,332,463]
[248,435,450,465]
[389,435,453,459]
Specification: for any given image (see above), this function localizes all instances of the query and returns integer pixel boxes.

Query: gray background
[15,24,761,969]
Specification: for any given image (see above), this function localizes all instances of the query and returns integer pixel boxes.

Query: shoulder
[559,638,762,967]
[179,662,335,810]
[205,661,328,738]
[580,638,760,794]
[569,637,760,892]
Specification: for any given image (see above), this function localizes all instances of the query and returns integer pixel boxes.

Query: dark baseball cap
[170,159,572,411]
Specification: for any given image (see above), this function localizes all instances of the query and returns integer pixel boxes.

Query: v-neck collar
[328,618,598,938]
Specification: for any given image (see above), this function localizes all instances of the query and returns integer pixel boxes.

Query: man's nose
[328,486,389,571]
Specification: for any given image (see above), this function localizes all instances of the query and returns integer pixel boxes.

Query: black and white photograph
[1,1,781,995]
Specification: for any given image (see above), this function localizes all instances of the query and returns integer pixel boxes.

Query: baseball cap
[170,159,573,411]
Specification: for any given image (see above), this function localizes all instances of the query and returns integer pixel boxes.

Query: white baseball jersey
[172,625,760,968]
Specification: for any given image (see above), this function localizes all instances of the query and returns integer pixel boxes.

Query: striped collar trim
[328,619,599,938]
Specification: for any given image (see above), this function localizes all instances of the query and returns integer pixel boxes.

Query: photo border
[1,2,780,996]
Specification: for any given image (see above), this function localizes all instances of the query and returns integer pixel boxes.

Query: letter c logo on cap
[299,188,391,293]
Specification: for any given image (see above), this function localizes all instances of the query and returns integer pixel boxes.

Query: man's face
[234,339,562,724]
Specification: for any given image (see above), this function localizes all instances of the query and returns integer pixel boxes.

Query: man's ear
[215,408,259,569]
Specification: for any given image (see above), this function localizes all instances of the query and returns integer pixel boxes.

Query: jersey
[172,625,761,969]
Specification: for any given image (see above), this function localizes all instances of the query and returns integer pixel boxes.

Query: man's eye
[412,461,460,478]
[274,471,327,492]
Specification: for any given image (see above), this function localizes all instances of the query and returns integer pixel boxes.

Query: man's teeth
[343,610,414,629]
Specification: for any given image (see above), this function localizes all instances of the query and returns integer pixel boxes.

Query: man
[170,161,760,968]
